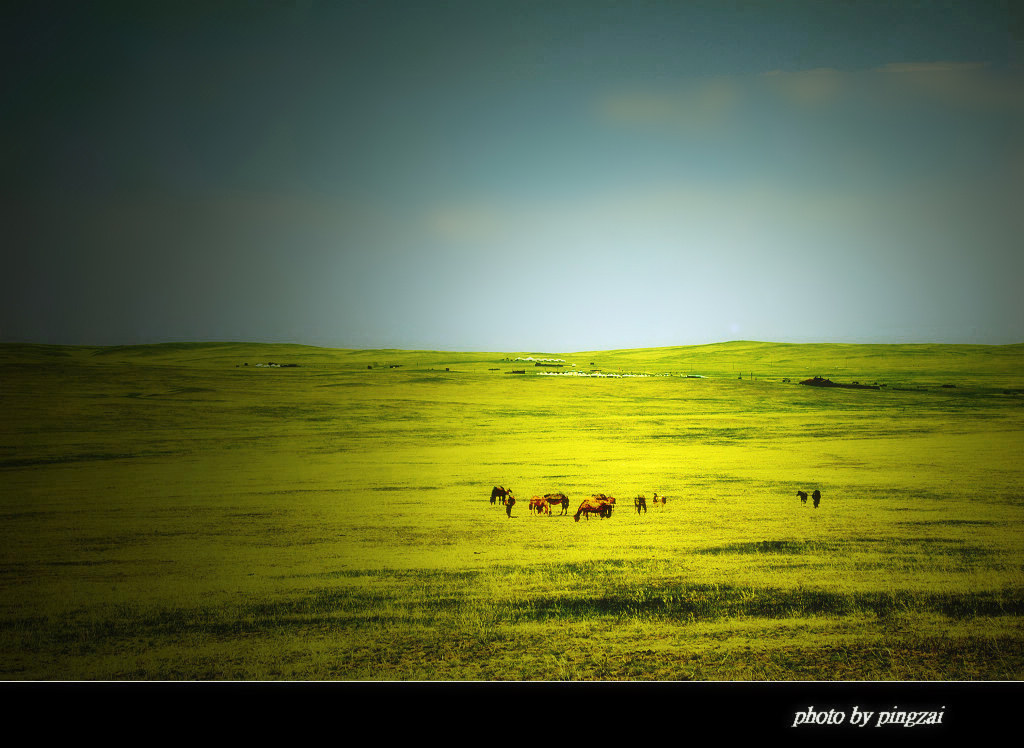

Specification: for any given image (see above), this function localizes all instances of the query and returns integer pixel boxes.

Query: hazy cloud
[872,62,1024,111]
[873,61,988,74]
[598,77,743,132]
[600,62,1024,126]
[761,67,847,106]
[424,204,506,244]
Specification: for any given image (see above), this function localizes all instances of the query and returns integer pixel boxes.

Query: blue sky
[3,1,1022,350]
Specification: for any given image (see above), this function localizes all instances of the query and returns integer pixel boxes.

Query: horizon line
[3,338,1023,354]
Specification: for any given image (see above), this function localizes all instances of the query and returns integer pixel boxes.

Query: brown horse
[634,495,647,514]
[529,496,551,515]
[651,492,667,507]
[594,494,616,517]
[812,489,821,508]
[490,486,514,505]
[797,490,808,505]
[543,493,570,515]
[575,496,615,522]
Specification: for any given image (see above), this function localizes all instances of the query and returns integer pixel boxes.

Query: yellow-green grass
[1,341,1022,680]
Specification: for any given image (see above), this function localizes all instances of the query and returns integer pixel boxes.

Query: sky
[3,0,1023,351]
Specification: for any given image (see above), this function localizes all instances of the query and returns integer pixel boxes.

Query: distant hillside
[572,340,1024,384]
[2,340,1022,388]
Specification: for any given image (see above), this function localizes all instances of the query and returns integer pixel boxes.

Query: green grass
[1,340,1023,680]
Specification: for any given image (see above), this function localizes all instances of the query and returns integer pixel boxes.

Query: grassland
[1,340,1022,680]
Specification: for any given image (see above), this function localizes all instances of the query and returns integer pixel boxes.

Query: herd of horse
[489,486,667,522]
[492,486,823,518]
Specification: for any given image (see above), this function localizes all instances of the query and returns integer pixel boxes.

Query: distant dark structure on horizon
[799,377,879,390]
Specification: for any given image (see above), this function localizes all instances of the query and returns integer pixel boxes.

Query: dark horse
[543,492,570,515]
[634,495,647,514]
[593,494,616,517]
[797,491,808,505]
[490,486,514,505]
[812,489,821,508]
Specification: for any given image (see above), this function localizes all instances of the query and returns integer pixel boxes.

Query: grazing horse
[634,495,647,514]
[543,493,570,515]
[797,491,808,505]
[812,489,821,509]
[651,492,666,507]
[490,486,514,505]
[593,494,616,517]
[575,496,615,522]
[529,496,551,515]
